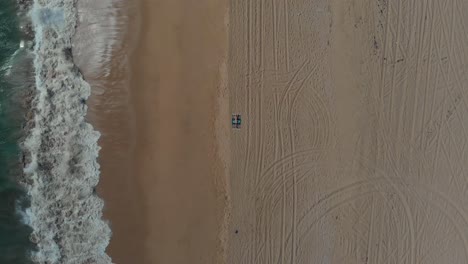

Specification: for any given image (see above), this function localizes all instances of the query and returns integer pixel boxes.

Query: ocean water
[0,0,35,263]
[0,0,113,263]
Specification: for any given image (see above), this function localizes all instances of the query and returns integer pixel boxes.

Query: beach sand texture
[73,0,145,262]
[77,0,228,262]
[227,0,468,263]
[79,0,468,262]
[127,0,229,263]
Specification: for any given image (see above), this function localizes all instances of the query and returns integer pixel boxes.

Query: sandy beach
[78,0,228,262]
[94,0,229,263]
[227,0,468,263]
[78,0,468,262]
[73,0,145,262]
[129,0,229,263]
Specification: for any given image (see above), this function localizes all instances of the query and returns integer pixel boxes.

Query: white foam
[22,0,112,263]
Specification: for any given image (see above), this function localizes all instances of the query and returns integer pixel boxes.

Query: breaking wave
[21,0,112,263]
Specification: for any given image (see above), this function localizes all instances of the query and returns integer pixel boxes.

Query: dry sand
[227,0,468,263]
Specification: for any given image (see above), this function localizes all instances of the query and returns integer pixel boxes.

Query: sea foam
[22,0,112,263]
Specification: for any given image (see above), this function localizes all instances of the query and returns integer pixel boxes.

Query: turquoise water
[0,0,34,263]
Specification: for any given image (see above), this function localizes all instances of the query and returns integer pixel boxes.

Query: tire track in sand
[428,7,468,194]
[387,0,402,127]
[284,0,290,71]
[365,3,419,261]
[274,62,306,264]
[287,69,315,264]
[272,0,279,74]
[414,0,432,150]
[254,166,319,262]
[255,0,266,187]
[272,81,286,264]
[244,0,255,262]
[434,0,468,148]
[274,60,311,263]
[295,173,468,263]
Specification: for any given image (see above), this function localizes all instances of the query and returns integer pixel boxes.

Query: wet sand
[125,0,229,263]
[74,0,145,263]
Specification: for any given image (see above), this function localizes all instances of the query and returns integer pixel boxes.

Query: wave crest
[22,0,112,263]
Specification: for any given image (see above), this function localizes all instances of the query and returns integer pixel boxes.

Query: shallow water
[0,0,35,263]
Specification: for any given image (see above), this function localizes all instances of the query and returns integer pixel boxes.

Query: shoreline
[22,1,112,262]
[73,0,145,262]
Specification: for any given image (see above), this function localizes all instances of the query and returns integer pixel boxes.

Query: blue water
[0,0,34,263]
